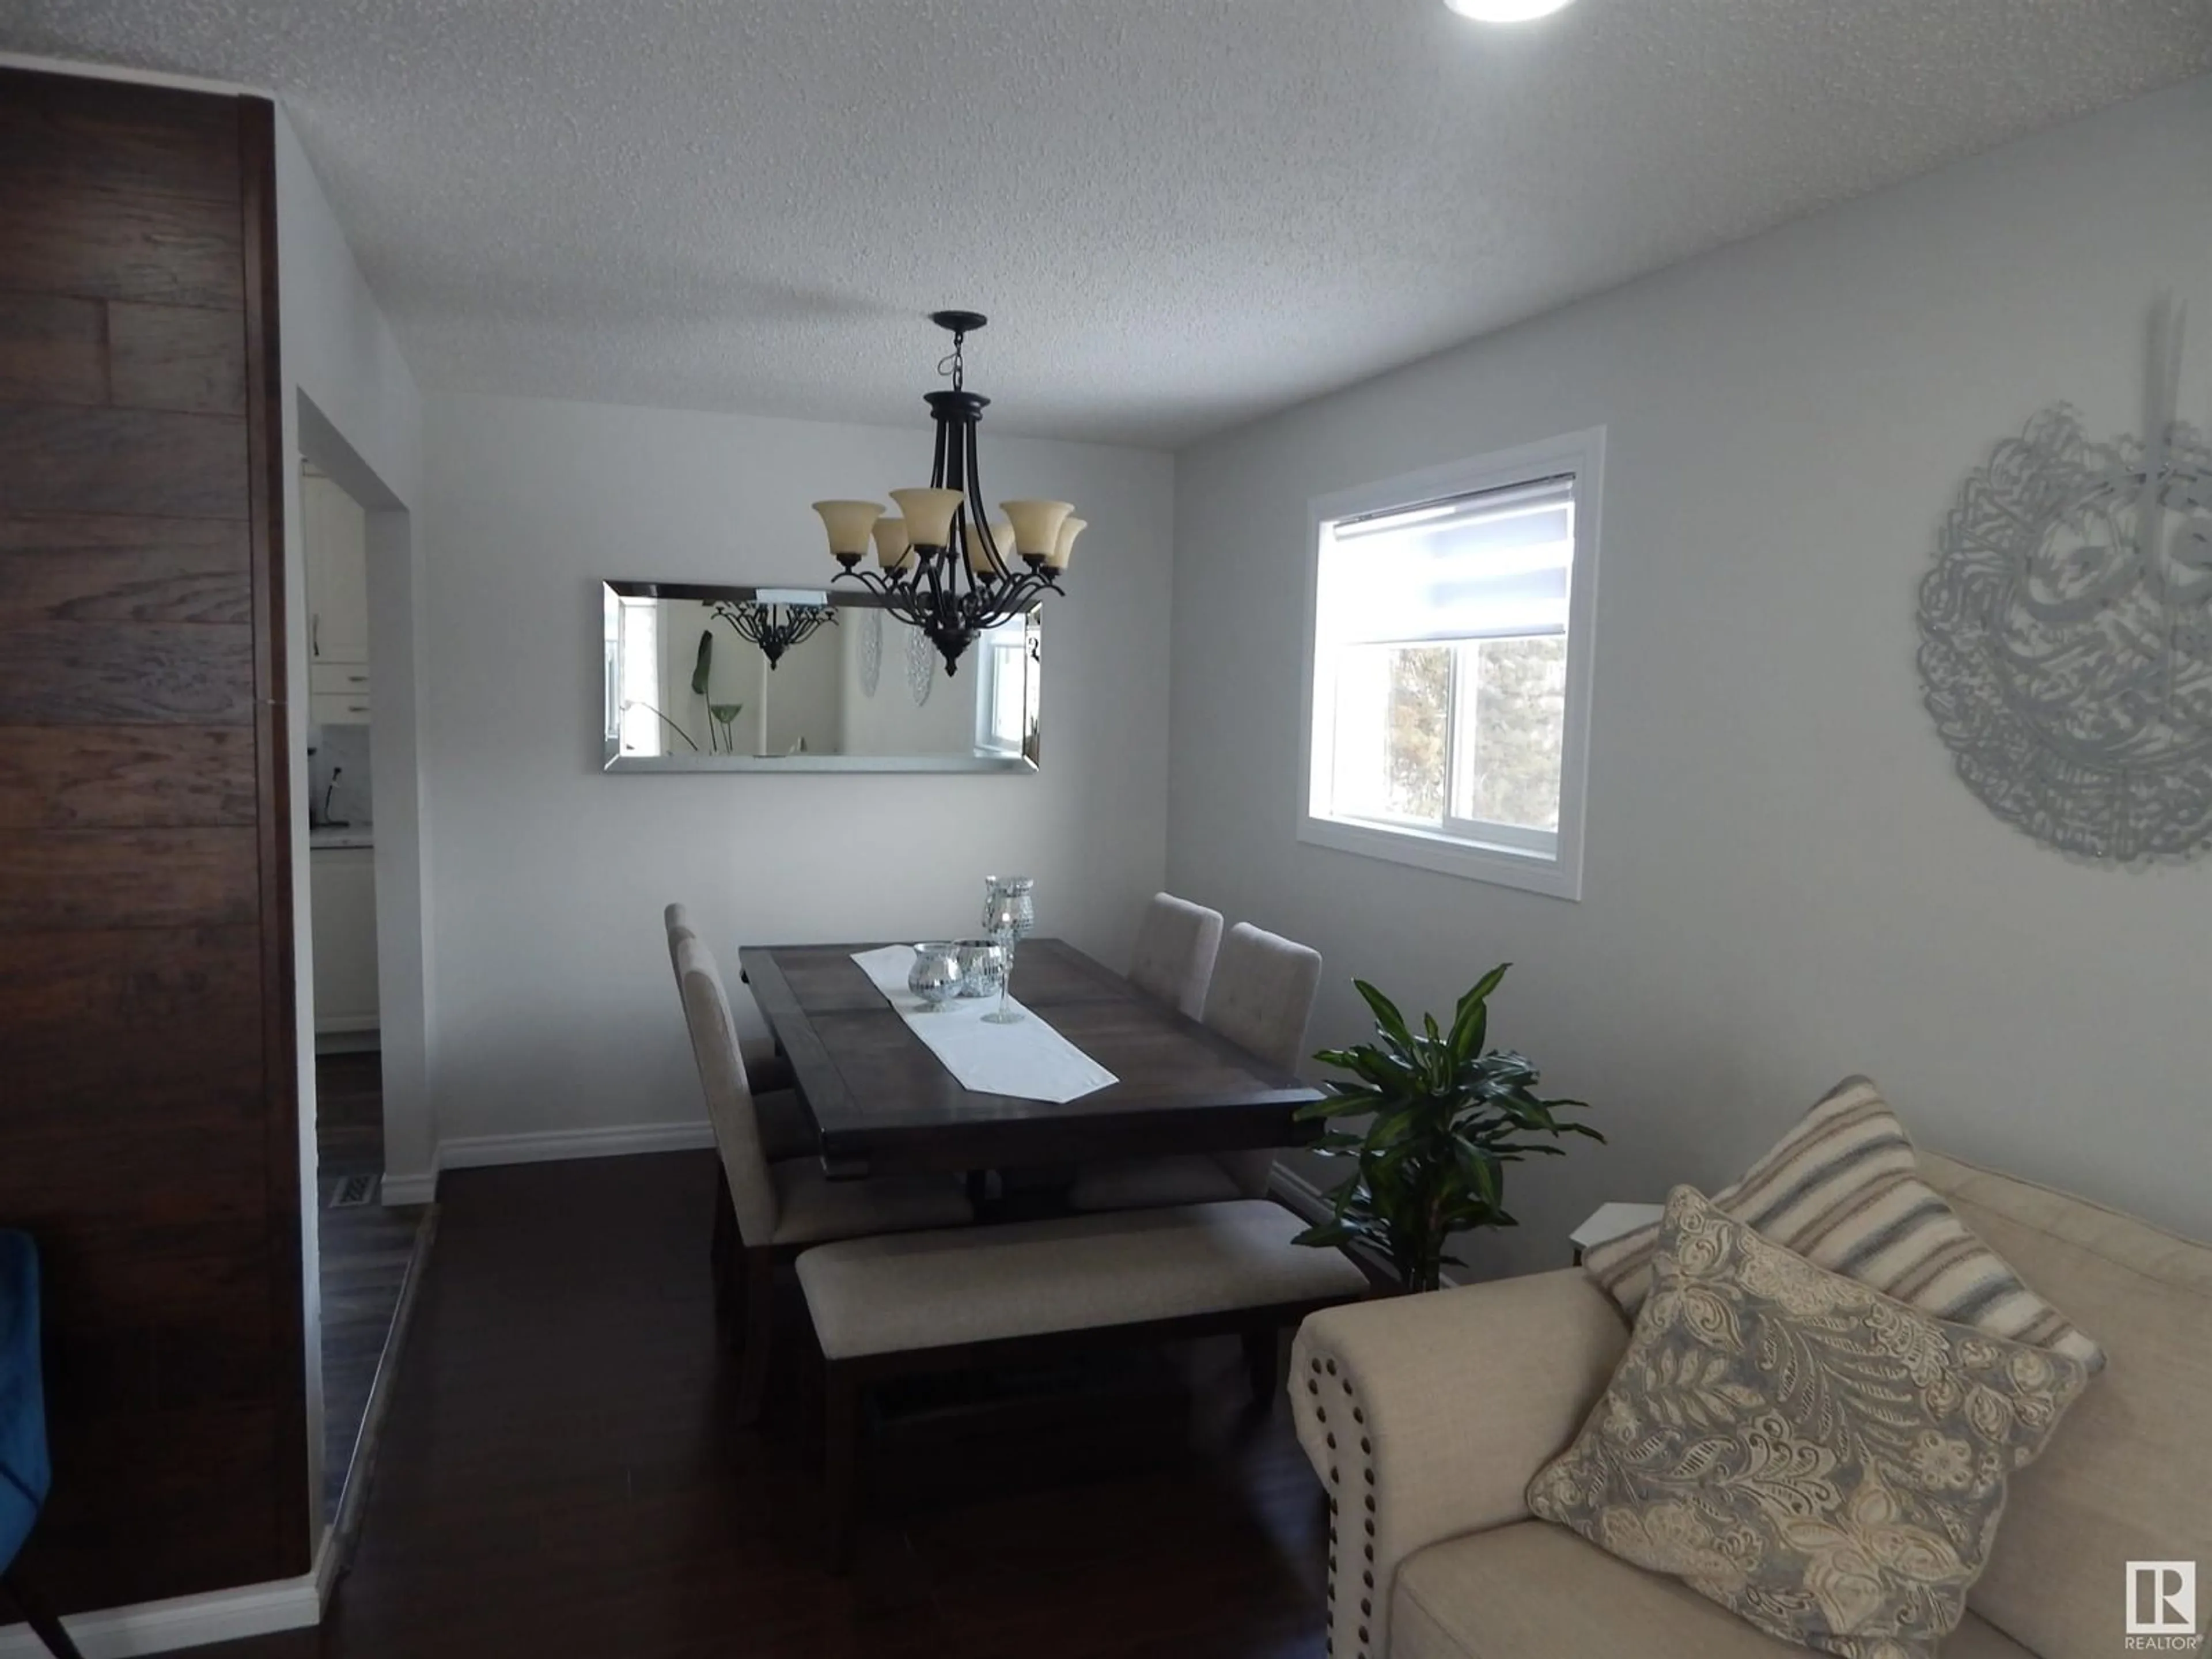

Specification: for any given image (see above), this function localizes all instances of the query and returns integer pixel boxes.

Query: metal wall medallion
[906,622,934,707]
[859,608,882,698]
[1917,303,2212,864]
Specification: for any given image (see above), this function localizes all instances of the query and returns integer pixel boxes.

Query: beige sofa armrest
[1290,1268,1628,1659]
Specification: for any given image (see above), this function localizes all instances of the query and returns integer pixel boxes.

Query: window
[609,589,666,757]
[1301,430,1600,898]
[974,609,1042,760]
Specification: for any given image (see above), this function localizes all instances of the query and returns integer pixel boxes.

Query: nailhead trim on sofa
[1311,1351,1376,1658]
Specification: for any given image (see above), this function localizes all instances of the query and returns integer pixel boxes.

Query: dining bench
[795,1198,1370,1568]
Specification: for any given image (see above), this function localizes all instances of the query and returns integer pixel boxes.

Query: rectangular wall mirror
[601,581,1041,772]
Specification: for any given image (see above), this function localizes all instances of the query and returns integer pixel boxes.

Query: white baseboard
[380,1119,715,1202]
[0,1548,327,1659]
[379,1169,437,1205]
[437,1119,715,1170]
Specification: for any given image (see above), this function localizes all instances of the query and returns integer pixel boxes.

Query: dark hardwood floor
[207,1150,1330,1658]
[315,1051,385,1185]
[314,1050,431,1523]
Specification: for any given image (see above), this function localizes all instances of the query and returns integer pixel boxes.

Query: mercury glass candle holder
[907,941,963,1012]
[979,875,1035,1025]
[954,938,1005,998]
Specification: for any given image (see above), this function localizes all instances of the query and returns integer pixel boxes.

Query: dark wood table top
[739,938,1323,1178]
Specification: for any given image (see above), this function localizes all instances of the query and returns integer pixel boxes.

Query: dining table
[738,938,1324,1181]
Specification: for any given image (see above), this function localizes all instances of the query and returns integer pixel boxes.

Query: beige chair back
[675,934,779,1245]
[664,901,698,981]
[1205,922,1322,1197]
[1127,892,1224,1019]
[1205,922,1322,1075]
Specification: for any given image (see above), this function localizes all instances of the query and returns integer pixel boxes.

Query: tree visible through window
[1305,444,1596,896]
[1458,635,1565,831]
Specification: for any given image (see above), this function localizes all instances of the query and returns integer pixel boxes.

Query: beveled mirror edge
[601,748,1036,774]
[603,577,873,608]
[599,580,1040,776]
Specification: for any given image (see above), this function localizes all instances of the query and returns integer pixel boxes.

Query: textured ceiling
[6,1,2210,446]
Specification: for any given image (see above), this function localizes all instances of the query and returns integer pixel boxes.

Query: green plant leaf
[1290,969,1598,1288]
[1293,1085,1388,1122]
[1313,1047,1387,1074]
[690,629,714,696]
[1333,1046,1423,1094]
[1352,980,1415,1050]
[1448,962,1508,1062]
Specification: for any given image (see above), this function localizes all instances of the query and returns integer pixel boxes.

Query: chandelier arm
[830,310,1063,677]
[884,586,923,632]
[946,416,981,607]
[709,598,837,669]
[836,570,923,634]
[966,413,1013,585]
[927,544,950,626]
[971,572,1052,634]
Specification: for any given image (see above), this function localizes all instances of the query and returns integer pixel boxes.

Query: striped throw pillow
[1580,1075,2105,1370]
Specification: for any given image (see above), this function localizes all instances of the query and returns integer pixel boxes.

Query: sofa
[1289,1150,2211,1658]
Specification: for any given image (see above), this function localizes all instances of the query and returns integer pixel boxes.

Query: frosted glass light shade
[968,520,1016,574]
[872,516,914,571]
[1442,0,1576,19]
[891,487,964,550]
[1046,516,1086,571]
[812,499,883,559]
[1001,499,1074,560]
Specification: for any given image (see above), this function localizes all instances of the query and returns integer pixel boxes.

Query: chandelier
[711,592,836,670]
[812,310,1084,675]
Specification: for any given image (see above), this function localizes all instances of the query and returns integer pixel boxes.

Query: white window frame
[1298,427,1602,900]
[972,612,1037,757]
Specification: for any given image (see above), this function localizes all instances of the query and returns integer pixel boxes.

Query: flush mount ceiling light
[812,311,1084,676]
[1444,0,1578,20]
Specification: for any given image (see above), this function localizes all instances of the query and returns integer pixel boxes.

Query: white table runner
[850,945,1117,1104]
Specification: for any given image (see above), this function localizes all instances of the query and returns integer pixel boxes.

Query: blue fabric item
[0,1230,49,1573]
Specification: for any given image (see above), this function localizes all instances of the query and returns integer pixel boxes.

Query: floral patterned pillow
[1528,1187,2092,1659]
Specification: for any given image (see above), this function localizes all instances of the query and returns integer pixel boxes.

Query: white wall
[275,109,438,1198]
[417,392,1173,1149]
[1169,76,2212,1275]
[272,103,426,1530]
[275,112,421,507]
[838,614,993,756]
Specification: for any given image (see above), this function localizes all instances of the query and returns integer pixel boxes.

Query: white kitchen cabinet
[310,691,372,726]
[310,845,380,1035]
[303,470,370,666]
[311,664,372,694]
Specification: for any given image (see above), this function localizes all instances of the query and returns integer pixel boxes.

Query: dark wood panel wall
[0,69,308,1611]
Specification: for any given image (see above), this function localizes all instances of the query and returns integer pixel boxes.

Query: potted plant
[1293,965,1601,1293]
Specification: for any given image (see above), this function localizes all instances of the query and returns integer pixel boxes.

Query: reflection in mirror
[601,582,1041,773]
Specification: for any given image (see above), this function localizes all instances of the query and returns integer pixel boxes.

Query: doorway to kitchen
[296,441,434,1541]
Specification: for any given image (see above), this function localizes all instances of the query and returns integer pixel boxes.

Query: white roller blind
[1318,475,1574,646]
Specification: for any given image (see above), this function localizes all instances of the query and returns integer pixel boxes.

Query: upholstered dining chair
[664,903,806,1153]
[1125,892,1224,1019]
[1,1233,87,1659]
[675,935,972,1423]
[1070,921,1323,1213]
